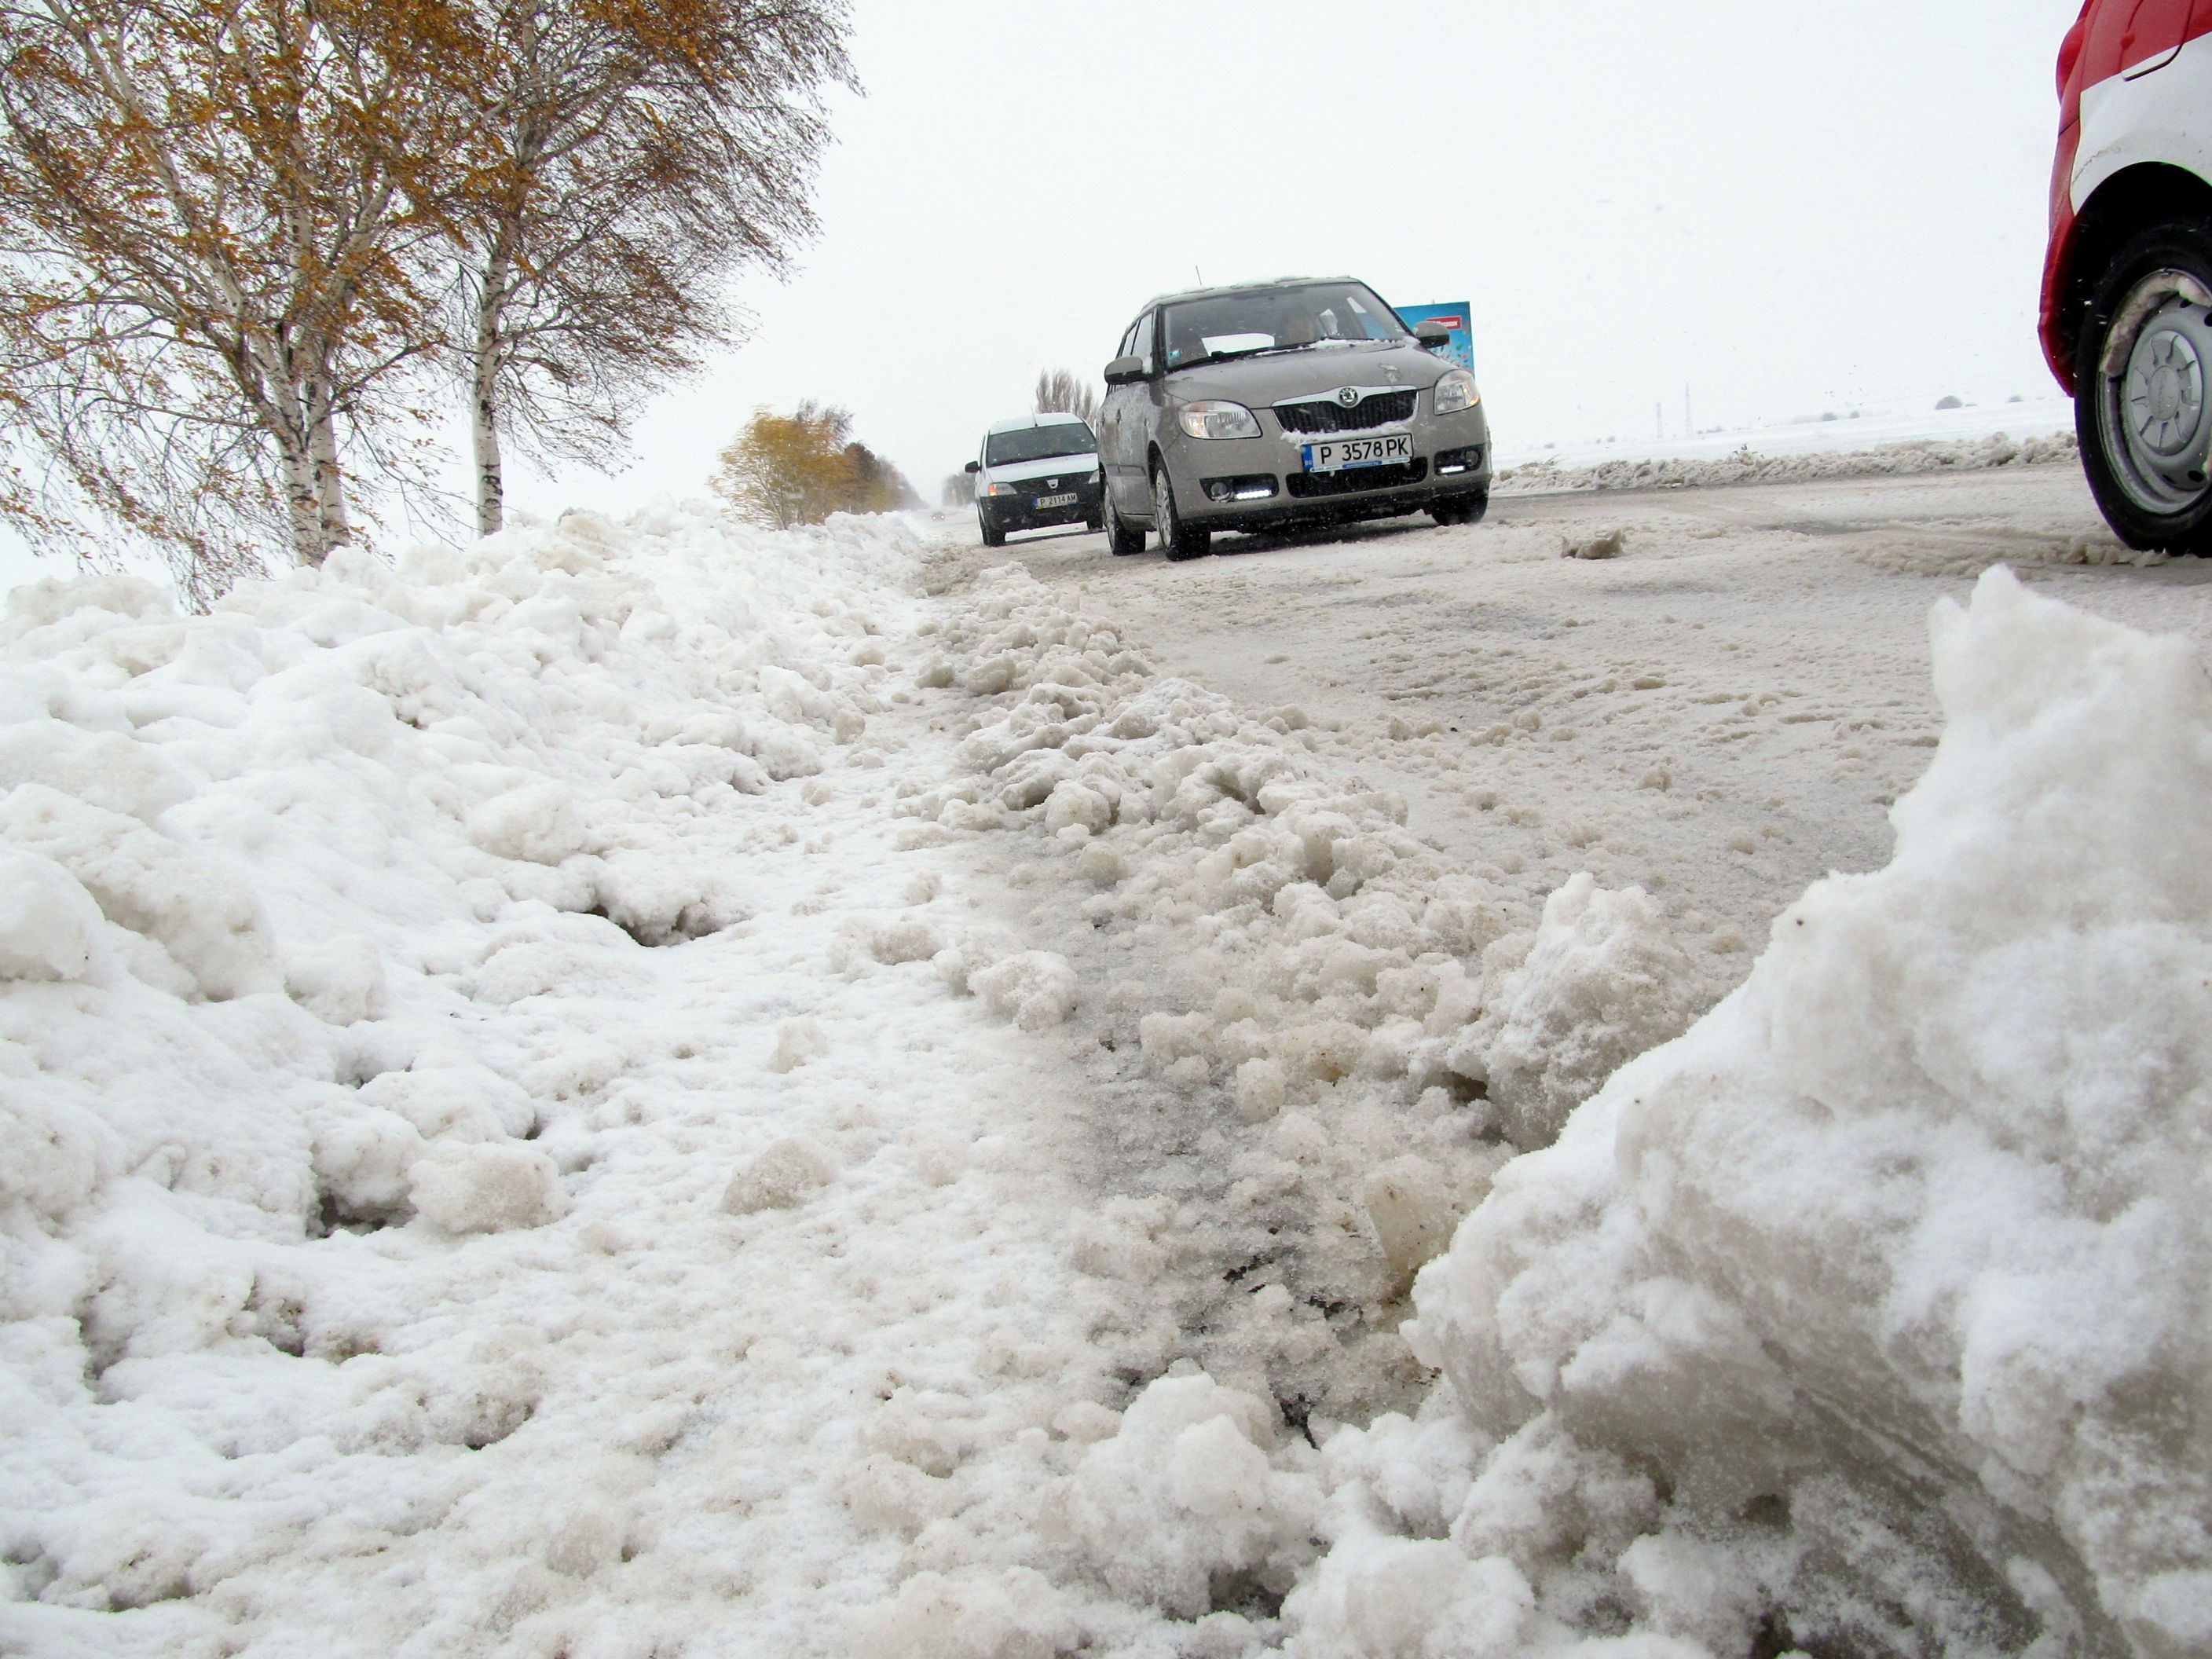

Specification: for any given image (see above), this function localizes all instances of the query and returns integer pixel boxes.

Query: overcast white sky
[489,0,2086,519]
[0,0,2092,586]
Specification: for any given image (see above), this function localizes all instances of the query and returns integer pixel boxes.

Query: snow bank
[1,504,1065,1653]
[1294,568,2211,1657]
[906,555,1721,1437]
[25,486,2190,1656]
[1496,431,2078,497]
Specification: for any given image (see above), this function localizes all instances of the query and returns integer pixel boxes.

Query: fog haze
[0,0,2093,586]
[500,0,2086,518]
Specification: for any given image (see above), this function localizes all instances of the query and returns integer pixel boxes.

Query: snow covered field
[1495,431,2079,500]
[1489,395,2077,473]
[4,460,2208,1656]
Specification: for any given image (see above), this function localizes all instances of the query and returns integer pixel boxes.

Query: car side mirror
[1414,321,1452,348]
[1104,355,1148,385]
[964,460,980,473]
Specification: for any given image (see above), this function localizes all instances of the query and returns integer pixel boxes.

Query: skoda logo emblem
[1335,386,1361,407]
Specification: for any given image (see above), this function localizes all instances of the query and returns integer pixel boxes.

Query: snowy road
[987,460,2212,961]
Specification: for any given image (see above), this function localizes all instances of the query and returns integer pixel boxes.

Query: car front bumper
[1162,406,1491,531]
[980,474,1104,531]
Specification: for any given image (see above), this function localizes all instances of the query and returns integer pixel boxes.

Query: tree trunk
[279,430,325,565]
[306,368,350,559]
[472,235,512,538]
[254,331,333,568]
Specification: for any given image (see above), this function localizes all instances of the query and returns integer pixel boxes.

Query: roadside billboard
[1397,302,1475,375]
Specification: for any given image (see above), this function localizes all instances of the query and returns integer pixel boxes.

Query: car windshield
[1161,282,1408,371]
[985,423,1097,466]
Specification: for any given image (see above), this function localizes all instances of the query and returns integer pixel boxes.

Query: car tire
[1104,488,1145,556]
[1152,463,1210,562]
[2075,220,2212,555]
[979,507,1006,548]
[1431,490,1489,527]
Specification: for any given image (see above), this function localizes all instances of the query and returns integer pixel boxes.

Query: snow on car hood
[1161,339,1453,405]
[983,452,1100,487]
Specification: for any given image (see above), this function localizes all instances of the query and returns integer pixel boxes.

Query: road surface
[980,462,2212,958]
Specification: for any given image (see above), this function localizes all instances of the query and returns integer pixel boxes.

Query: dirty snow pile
[904,557,1723,1430]
[1284,568,2211,1658]
[1496,431,2078,497]
[6,492,2203,1659]
[0,499,1729,1659]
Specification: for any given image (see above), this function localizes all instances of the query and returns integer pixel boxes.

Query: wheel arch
[1140,443,1170,522]
[2053,163,2212,390]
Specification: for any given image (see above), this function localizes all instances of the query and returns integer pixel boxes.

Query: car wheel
[1152,464,1210,562]
[2076,222,2212,555]
[979,507,1006,548]
[1104,488,1145,556]
[1430,491,1489,527]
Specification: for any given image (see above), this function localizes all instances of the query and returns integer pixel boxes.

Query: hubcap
[2100,276,2212,514]
[2128,328,2203,454]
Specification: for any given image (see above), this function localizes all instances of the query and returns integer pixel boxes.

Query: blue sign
[1397,302,1475,375]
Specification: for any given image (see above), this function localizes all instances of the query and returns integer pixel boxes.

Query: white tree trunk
[306,368,350,560]
[252,331,334,568]
[278,431,324,566]
[472,238,512,538]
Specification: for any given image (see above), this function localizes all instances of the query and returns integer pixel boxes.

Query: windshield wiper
[1173,344,1287,369]
[1173,339,1385,369]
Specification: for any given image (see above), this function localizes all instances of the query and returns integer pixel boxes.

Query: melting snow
[1,496,2203,1658]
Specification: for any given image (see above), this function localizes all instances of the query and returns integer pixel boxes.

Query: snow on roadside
[900,552,1723,1441]
[1496,431,2078,499]
[905,547,2210,1656]
[0,509,1232,1658]
[1,500,1716,1659]
[1285,568,2212,1658]
[11,493,2197,1658]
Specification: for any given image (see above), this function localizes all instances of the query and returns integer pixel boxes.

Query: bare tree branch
[452,0,851,536]
[1035,367,1100,428]
[0,0,485,598]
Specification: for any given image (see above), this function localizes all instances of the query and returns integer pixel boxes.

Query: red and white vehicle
[2044,0,2212,551]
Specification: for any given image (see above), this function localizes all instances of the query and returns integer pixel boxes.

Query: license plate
[1302,432,1413,473]
[1035,492,1078,508]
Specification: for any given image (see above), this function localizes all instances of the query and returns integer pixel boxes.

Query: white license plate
[1035,492,1079,508]
[1302,431,1413,472]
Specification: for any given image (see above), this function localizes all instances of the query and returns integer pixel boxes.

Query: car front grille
[1274,391,1417,434]
[1284,459,1428,498]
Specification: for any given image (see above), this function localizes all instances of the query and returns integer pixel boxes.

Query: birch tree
[0,0,479,597]
[456,0,849,537]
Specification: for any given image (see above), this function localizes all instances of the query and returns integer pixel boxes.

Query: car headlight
[1433,370,1481,414]
[983,482,1015,496]
[1177,401,1262,440]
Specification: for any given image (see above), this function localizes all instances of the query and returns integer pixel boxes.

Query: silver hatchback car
[1097,276,1492,560]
